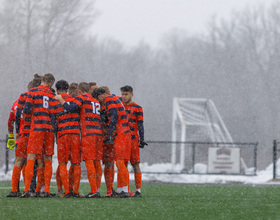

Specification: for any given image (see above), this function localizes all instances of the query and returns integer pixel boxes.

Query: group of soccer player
[6,73,147,198]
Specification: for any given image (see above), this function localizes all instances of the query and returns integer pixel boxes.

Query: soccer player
[51,80,82,198]
[21,73,56,198]
[7,90,26,197]
[55,82,102,198]
[95,87,131,198]
[7,75,42,197]
[120,85,147,197]
[58,82,79,195]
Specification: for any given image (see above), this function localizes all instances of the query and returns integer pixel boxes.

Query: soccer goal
[171,98,248,173]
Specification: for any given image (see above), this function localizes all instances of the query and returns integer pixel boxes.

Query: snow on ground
[0,162,278,185]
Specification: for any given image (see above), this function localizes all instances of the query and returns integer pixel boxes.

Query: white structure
[171,98,247,171]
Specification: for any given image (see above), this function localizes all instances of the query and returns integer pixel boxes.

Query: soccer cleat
[115,191,130,198]
[20,191,31,198]
[128,190,135,196]
[73,193,84,198]
[69,189,74,197]
[33,192,41,197]
[105,190,113,198]
[132,191,141,197]
[40,192,52,198]
[85,191,100,198]
[64,193,72,198]
[7,191,21,197]
[57,189,64,197]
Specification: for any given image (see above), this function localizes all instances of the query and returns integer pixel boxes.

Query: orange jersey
[64,94,102,137]
[104,95,130,135]
[50,94,80,139]
[24,85,55,132]
[16,92,31,137]
[123,102,144,140]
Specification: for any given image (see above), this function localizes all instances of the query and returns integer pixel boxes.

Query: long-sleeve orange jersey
[16,92,31,137]
[50,94,80,139]
[23,85,55,132]
[8,99,19,134]
[104,95,130,135]
[63,94,102,137]
[123,102,144,140]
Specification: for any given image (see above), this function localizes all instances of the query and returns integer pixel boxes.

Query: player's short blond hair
[42,73,55,85]
[78,82,90,93]
[99,86,110,94]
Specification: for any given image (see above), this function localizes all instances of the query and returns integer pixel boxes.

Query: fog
[0,0,280,169]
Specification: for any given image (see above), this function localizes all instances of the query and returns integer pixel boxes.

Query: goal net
[171,98,248,172]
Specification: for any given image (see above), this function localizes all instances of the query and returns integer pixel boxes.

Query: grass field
[0,181,280,219]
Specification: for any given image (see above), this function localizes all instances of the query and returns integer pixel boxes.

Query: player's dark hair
[42,73,55,85]
[55,80,69,91]
[27,81,34,90]
[51,88,56,95]
[78,82,90,93]
[120,85,133,93]
[99,86,110,94]
[94,87,106,96]
[32,73,42,87]
[91,88,98,99]
[89,82,97,87]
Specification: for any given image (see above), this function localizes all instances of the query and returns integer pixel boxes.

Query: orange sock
[104,167,112,192]
[73,164,81,194]
[94,160,102,190]
[59,164,69,194]
[135,172,142,189]
[12,166,21,192]
[56,165,63,191]
[35,167,44,193]
[22,165,26,184]
[44,160,52,193]
[85,160,97,193]
[116,160,129,188]
[24,160,35,192]
[69,165,74,191]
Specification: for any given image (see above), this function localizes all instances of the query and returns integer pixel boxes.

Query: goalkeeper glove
[7,134,16,150]
[138,140,148,149]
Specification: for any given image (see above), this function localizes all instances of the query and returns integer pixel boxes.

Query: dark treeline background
[0,0,280,169]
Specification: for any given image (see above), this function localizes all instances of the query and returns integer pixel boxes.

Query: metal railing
[143,141,258,175]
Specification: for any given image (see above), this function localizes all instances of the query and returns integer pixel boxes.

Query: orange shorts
[57,134,81,164]
[95,136,103,161]
[102,143,115,162]
[27,131,54,156]
[114,133,131,160]
[81,135,102,161]
[16,136,28,158]
[130,138,140,164]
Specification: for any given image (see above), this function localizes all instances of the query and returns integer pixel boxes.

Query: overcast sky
[91,0,275,48]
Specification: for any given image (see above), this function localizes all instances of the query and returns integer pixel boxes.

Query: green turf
[0,182,280,219]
